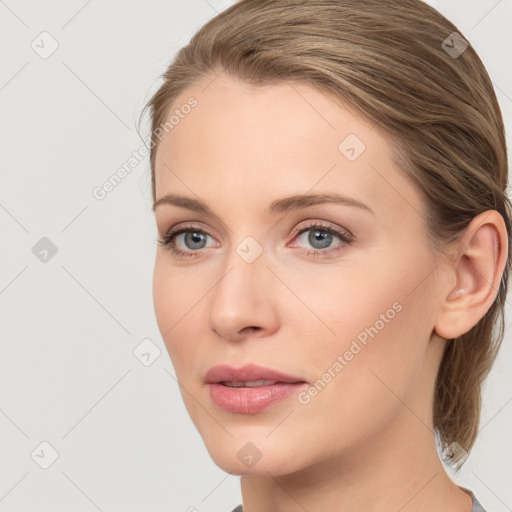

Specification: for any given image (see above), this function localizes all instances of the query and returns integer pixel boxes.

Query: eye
[157,220,354,259]
[157,222,218,259]
[289,220,354,257]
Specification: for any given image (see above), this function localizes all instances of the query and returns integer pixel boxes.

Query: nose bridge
[212,234,268,310]
[207,233,277,338]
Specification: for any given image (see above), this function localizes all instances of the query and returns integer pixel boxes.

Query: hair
[138,0,511,469]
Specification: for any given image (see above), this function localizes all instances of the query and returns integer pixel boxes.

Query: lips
[203,363,306,385]
[204,364,308,414]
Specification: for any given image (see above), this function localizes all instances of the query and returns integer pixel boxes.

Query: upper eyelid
[295,220,352,235]
[164,219,348,235]
[164,221,219,239]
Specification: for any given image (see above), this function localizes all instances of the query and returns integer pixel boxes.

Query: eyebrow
[153,192,374,216]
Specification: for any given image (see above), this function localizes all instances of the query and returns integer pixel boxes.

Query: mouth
[204,363,307,385]
[221,379,284,387]
[204,364,308,414]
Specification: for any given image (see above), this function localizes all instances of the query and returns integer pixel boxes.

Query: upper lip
[204,363,307,384]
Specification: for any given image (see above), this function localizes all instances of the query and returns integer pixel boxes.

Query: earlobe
[434,210,508,340]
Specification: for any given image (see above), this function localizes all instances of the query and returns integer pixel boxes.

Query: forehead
[154,73,425,225]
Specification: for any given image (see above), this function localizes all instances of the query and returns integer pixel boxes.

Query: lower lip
[208,382,308,414]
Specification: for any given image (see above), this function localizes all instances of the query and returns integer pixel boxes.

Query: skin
[152,72,508,512]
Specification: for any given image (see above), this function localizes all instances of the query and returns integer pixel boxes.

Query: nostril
[243,326,261,333]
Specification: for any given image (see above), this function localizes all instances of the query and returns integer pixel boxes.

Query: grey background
[1,1,511,511]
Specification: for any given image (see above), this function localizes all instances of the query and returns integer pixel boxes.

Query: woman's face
[153,73,448,476]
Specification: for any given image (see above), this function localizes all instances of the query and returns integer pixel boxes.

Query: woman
[139,0,510,510]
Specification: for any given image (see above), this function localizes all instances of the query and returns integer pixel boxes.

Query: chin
[203,437,306,477]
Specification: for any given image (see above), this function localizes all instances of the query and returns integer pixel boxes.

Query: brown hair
[138,0,511,469]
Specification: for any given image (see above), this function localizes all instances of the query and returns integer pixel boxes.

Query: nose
[207,244,280,342]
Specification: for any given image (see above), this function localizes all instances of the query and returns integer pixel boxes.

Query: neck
[239,409,473,512]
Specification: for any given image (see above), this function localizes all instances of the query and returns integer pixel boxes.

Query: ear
[434,210,509,340]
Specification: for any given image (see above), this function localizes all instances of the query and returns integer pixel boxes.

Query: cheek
[153,258,208,424]
[282,280,433,465]
[152,257,197,363]
[152,257,175,340]
[290,246,436,386]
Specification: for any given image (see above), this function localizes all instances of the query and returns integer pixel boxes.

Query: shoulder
[228,492,489,512]
[459,486,487,512]
[471,496,487,512]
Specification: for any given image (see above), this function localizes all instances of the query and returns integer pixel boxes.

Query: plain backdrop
[1,1,511,511]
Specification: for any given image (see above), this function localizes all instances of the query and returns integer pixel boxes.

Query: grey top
[229,487,486,511]
[465,488,487,512]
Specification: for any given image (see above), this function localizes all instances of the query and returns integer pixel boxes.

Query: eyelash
[157,221,354,260]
